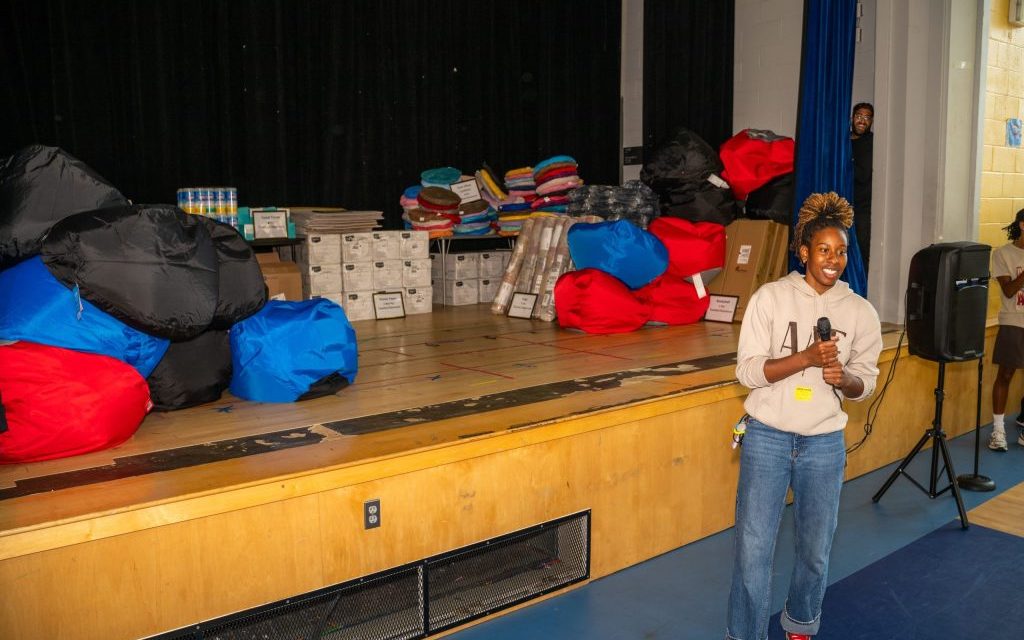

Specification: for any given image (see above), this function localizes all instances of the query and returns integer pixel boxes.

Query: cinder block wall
[982,0,1024,317]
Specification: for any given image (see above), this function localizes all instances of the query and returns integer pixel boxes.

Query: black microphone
[817,316,832,342]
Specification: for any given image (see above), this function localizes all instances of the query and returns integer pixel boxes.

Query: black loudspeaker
[906,241,991,362]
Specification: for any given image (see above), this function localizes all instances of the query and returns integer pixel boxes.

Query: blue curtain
[791,0,866,295]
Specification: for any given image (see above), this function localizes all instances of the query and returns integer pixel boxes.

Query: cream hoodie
[736,271,882,436]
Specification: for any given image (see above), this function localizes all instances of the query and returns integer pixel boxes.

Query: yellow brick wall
[983,0,1024,317]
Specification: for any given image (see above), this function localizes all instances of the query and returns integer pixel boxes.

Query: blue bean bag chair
[566,219,669,289]
[0,257,169,377]
[229,299,358,403]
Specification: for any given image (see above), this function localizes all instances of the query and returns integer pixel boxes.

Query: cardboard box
[403,287,433,315]
[372,231,402,261]
[403,258,432,287]
[479,252,507,278]
[342,291,375,322]
[372,260,405,289]
[294,262,342,298]
[342,262,374,292]
[400,231,430,259]
[435,278,479,306]
[295,233,341,264]
[478,278,500,303]
[255,252,302,301]
[341,233,373,263]
[309,292,345,307]
[430,252,479,280]
[707,219,789,319]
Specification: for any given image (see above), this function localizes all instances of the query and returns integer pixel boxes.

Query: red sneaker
[785,634,812,640]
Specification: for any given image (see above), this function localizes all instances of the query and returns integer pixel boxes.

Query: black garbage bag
[662,180,738,226]
[147,329,232,411]
[640,127,723,191]
[744,172,795,224]
[41,204,219,340]
[0,145,129,269]
[200,217,267,329]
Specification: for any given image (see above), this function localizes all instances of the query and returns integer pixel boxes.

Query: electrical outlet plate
[364,498,381,529]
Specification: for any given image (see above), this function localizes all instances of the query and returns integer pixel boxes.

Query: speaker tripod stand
[872,360,969,529]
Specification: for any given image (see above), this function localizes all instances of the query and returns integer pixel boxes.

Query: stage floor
[0,305,773,541]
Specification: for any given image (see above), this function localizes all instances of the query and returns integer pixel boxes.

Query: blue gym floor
[450,425,1024,640]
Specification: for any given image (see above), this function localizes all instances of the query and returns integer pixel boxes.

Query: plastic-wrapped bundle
[566,180,660,227]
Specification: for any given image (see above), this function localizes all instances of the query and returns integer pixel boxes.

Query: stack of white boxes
[339,230,432,321]
[431,249,512,306]
[289,233,343,306]
[399,231,432,315]
[477,251,507,304]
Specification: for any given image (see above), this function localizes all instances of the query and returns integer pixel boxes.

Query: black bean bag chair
[147,330,232,411]
[199,217,267,329]
[0,145,128,269]
[41,204,219,341]
[744,172,795,224]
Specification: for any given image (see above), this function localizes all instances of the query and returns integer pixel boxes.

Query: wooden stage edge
[0,307,1014,640]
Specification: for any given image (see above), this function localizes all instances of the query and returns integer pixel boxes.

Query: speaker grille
[150,511,590,640]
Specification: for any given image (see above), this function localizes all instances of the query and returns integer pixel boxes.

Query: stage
[0,305,1003,639]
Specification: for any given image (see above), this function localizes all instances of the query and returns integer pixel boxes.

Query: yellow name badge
[795,386,813,402]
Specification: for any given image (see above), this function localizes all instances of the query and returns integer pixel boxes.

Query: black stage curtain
[0,1,620,228]
[643,0,734,157]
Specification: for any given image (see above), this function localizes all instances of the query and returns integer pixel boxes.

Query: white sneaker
[1018,431,1024,447]
[989,431,1008,451]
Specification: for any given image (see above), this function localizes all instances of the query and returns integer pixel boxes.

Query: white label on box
[737,244,753,265]
[403,259,432,287]
[372,232,402,261]
[372,260,405,289]
[341,233,373,263]
[400,231,429,259]
[342,262,373,292]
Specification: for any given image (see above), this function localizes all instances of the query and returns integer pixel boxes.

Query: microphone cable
[846,289,908,455]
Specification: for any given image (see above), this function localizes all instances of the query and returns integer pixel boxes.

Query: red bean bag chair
[0,341,152,463]
[638,275,710,325]
[648,217,726,282]
[554,268,652,334]
[719,129,795,201]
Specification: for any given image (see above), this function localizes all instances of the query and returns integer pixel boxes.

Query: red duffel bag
[554,268,652,334]
[0,341,152,463]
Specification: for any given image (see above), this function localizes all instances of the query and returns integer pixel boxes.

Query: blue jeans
[725,417,846,640]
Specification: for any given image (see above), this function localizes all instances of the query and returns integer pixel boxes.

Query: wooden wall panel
[0,495,323,640]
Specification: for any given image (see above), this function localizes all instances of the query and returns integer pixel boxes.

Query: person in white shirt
[988,208,1024,451]
[726,192,883,640]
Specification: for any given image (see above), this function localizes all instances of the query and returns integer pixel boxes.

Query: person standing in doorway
[850,102,874,277]
[726,192,882,640]
[988,208,1024,451]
